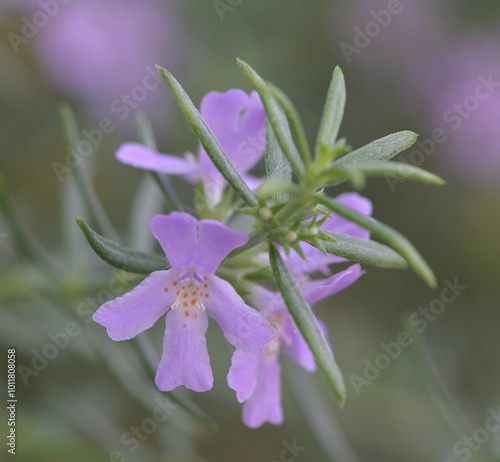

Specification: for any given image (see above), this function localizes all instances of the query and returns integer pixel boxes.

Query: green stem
[273,197,309,225]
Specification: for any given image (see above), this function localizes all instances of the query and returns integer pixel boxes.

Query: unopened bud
[285,231,297,242]
[309,225,319,235]
[259,207,273,221]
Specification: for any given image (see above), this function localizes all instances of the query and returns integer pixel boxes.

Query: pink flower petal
[227,349,261,403]
[300,264,364,305]
[149,213,247,274]
[242,354,283,428]
[155,307,213,392]
[116,143,198,179]
[204,275,277,354]
[93,270,175,341]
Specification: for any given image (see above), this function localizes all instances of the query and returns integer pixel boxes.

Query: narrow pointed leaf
[237,59,305,177]
[334,131,418,167]
[316,195,436,287]
[267,82,312,164]
[269,245,346,405]
[315,67,346,159]
[265,121,292,204]
[156,66,257,207]
[60,105,119,240]
[313,232,408,269]
[326,161,444,186]
[77,218,167,274]
[61,175,91,268]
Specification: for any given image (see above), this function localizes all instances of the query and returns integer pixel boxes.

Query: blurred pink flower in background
[336,0,442,71]
[334,0,500,182]
[423,40,500,181]
[6,0,181,123]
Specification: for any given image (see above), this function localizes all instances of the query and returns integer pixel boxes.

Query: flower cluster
[93,89,370,427]
[88,63,437,428]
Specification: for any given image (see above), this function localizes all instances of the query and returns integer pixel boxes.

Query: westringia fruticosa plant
[14,60,442,429]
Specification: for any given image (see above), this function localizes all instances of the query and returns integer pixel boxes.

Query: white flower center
[167,275,210,316]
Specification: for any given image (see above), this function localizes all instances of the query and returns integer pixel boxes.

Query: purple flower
[284,192,373,278]
[30,0,179,120]
[116,89,266,206]
[93,212,276,392]
[424,41,500,181]
[228,264,364,428]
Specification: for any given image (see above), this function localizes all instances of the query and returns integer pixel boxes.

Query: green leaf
[325,160,444,186]
[316,195,436,287]
[237,59,305,177]
[334,131,418,167]
[315,67,346,159]
[60,174,90,269]
[269,245,346,405]
[267,82,312,164]
[60,105,119,241]
[156,66,258,207]
[77,218,167,274]
[314,232,408,269]
[265,121,292,204]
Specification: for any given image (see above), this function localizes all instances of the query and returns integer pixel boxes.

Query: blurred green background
[1,1,499,461]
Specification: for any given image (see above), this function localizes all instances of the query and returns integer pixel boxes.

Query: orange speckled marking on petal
[170,275,209,313]
[185,310,190,317]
